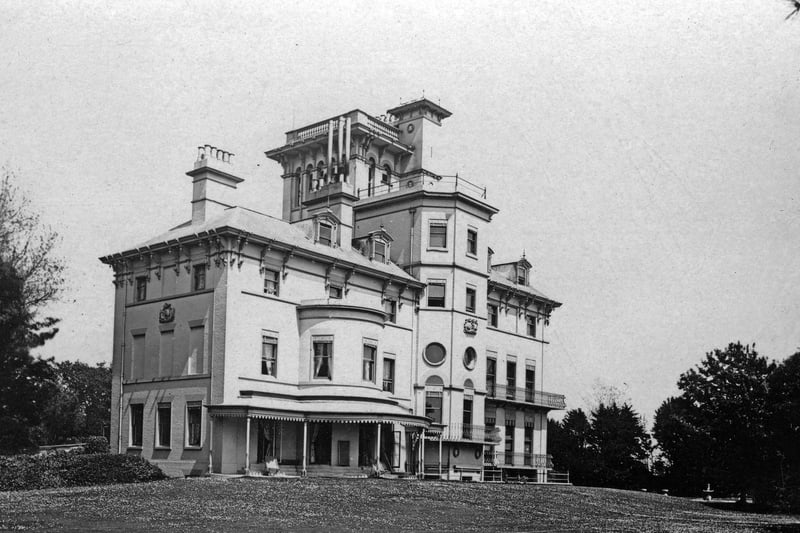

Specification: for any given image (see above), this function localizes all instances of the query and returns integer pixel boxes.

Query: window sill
[127,446,143,451]
[427,247,448,252]
[184,446,203,451]
[466,253,478,260]
[154,446,171,451]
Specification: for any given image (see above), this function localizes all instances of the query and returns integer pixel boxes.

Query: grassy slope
[1,477,799,532]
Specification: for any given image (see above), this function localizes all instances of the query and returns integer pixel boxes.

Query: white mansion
[100,98,565,481]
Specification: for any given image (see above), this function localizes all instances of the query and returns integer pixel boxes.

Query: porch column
[208,416,214,475]
[376,423,382,466]
[244,416,251,475]
[438,435,442,478]
[419,428,426,478]
[302,421,308,477]
[480,444,485,482]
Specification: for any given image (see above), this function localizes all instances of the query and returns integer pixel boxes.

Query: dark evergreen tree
[588,402,651,489]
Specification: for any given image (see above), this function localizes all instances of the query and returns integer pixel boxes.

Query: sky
[2,0,799,426]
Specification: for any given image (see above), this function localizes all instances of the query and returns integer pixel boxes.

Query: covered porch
[207,405,430,477]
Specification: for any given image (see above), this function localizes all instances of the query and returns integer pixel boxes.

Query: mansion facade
[100,99,565,481]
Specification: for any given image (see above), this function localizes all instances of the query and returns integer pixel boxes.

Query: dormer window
[516,265,527,285]
[373,240,386,263]
[319,222,333,246]
[314,212,341,248]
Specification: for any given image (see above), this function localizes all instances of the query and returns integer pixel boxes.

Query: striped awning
[207,404,430,428]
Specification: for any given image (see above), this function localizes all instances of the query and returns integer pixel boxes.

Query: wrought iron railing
[357,169,487,201]
[441,423,501,444]
[486,384,566,409]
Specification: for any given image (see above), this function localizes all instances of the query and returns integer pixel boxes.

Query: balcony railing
[486,384,566,409]
[484,450,552,469]
[288,111,400,144]
[357,169,487,202]
[441,423,501,444]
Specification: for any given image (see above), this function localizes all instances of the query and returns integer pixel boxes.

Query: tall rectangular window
[465,286,476,313]
[427,281,445,307]
[188,326,204,375]
[525,366,536,402]
[506,361,517,398]
[505,424,515,465]
[313,339,333,379]
[425,389,443,424]
[382,358,395,393]
[319,222,333,246]
[462,397,473,439]
[429,221,447,248]
[131,333,146,380]
[527,314,537,337]
[383,299,397,323]
[466,228,478,256]
[264,269,280,296]
[157,403,171,448]
[524,426,534,465]
[486,358,496,397]
[130,404,143,447]
[488,304,498,327]
[193,265,206,291]
[362,343,376,382]
[186,402,202,447]
[135,276,147,302]
[261,336,277,377]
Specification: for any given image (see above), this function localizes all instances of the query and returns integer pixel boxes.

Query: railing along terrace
[441,423,501,444]
[288,111,399,144]
[484,450,552,469]
[486,384,566,409]
[358,169,488,201]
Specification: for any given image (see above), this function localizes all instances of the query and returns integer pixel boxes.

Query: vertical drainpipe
[118,270,128,454]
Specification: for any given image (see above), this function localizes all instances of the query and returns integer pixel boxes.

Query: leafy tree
[654,342,775,501]
[588,402,651,489]
[762,351,800,511]
[39,361,111,443]
[549,409,597,485]
[0,171,64,454]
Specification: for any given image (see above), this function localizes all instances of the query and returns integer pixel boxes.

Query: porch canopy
[207,403,430,428]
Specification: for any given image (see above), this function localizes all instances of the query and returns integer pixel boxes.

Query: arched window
[367,158,376,197]
[317,160,326,188]
[425,375,444,424]
[295,167,302,206]
[423,342,446,366]
[381,164,392,190]
[306,164,315,191]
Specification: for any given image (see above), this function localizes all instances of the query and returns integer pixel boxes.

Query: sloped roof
[103,207,420,285]
[488,270,561,306]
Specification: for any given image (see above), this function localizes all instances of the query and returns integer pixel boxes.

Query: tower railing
[357,169,488,201]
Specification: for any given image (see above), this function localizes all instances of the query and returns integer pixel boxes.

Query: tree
[39,361,111,444]
[654,342,775,501]
[653,396,711,495]
[0,171,64,454]
[588,402,651,489]
[762,350,800,511]
[549,409,596,485]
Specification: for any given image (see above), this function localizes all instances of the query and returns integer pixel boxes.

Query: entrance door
[309,423,332,465]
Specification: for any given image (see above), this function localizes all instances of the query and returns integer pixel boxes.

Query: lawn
[1,477,799,532]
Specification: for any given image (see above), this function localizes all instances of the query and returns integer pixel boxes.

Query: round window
[423,342,447,366]
[463,347,477,370]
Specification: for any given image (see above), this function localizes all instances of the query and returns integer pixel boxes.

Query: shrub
[83,436,109,454]
[0,452,166,491]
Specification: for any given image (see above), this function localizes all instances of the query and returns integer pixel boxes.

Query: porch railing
[483,450,552,469]
[441,423,501,444]
[486,384,566,409]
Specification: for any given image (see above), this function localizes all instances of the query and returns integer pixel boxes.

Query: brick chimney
[186,145,243,225]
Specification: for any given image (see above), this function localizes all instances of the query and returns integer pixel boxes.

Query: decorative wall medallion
[407,123,415,133]
[464,318,478,335]
[159,303,175,323]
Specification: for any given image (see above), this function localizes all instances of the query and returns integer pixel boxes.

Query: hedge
[0,452,166,491]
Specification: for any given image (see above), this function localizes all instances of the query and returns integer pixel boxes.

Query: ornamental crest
[464,318,478,335]
[159,303,175,323]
